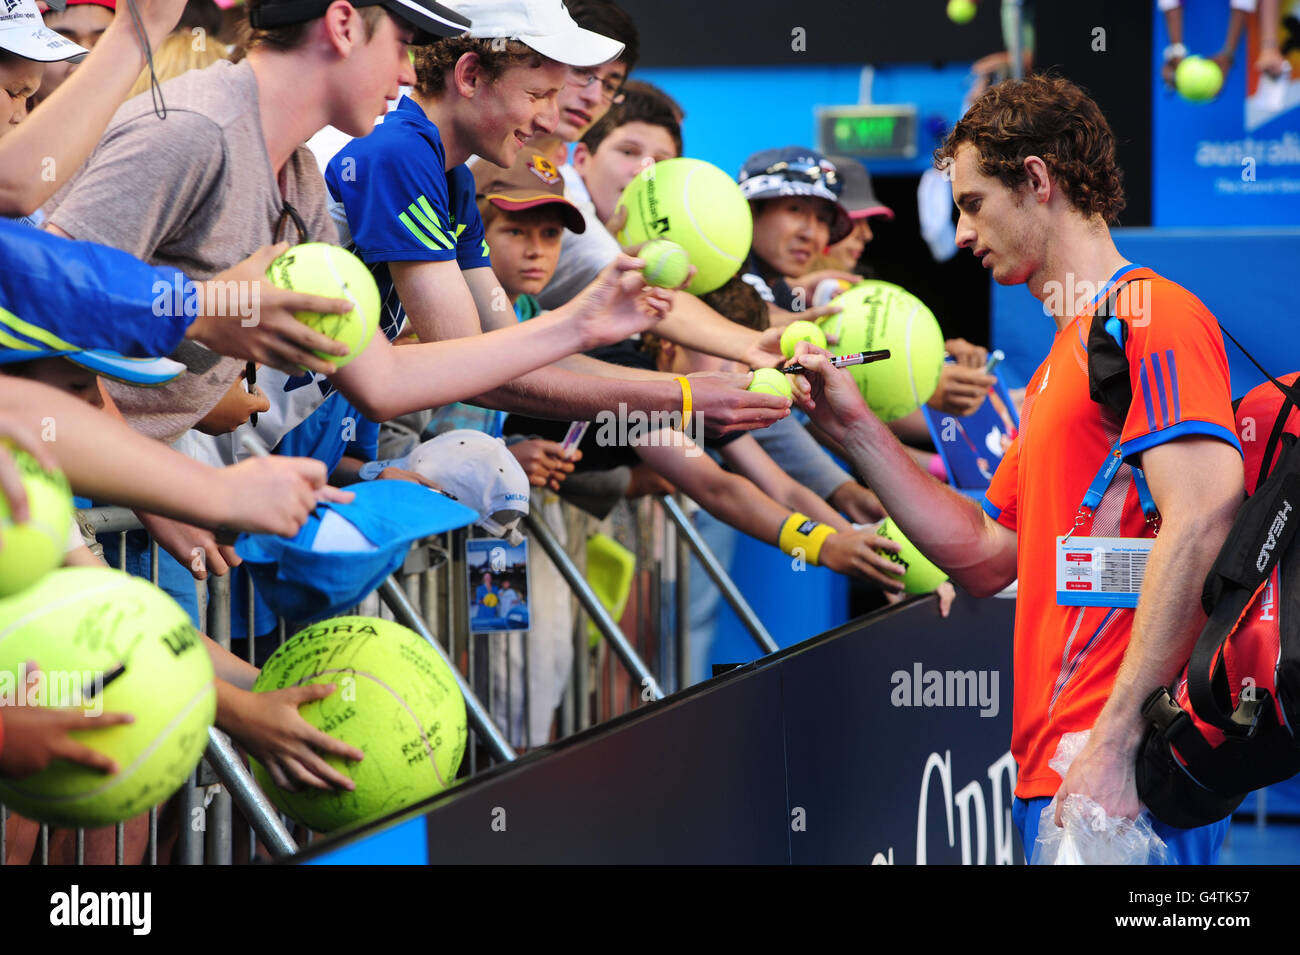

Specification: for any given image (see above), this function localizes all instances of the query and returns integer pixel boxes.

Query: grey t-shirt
[752,413,853,500]
[537,164,620,310]
[47,59,338,444]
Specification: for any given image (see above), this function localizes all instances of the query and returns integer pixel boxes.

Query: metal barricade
[1,492,773,865]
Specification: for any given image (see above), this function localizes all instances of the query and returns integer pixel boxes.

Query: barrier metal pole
[524,512,664,700]
[204,574,234,865]
[658,495,779,655]
[378,576,517,763]
[204,727,297,859]
[675,512,692,689]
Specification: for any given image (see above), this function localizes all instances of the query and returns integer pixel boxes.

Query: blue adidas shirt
[325,96,492,343]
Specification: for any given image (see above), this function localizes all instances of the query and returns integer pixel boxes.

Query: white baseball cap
[405,430,531,544]
[442,0,624,68]
[0,0,88,62]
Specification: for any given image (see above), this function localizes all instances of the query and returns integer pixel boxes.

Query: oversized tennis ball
[876,518,948,594]
[817,280,945,422]
[638,238,691,289]
[265,242,380,367]
[0,567,216,827]
[1175,56,1224,102]
[483,593,499,608]
[748,367,793,399]
[0,446,73,597]
[250,616,467,832]
[947,0,976,23]
[780,319,828,358]
[616,158,753,295]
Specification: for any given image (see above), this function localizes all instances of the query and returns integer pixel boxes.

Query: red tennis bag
[1137,372,1300,828]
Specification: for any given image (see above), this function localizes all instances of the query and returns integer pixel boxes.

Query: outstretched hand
[570,254,678,349]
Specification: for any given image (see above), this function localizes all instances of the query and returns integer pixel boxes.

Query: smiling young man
[792,74,1243,864]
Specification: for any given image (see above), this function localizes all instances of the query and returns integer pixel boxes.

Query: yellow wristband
[674,376,692,432]
[778,512,837,566]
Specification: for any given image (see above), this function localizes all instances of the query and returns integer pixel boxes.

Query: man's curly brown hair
[934,74,1126,224]
[414,37,542,97]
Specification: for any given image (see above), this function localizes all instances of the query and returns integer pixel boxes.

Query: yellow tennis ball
[780,319,828,359]
[1175,56,1224,103]
[748,367,793,399]
[617,158,753,295]
[876,518,948,594]
[0,445,73,597]
[639,238,691,289]
[0,567,216,827]
[250,616,467,832]
[817,280,945,422]
[483,593,499,608]
[947,0,976,23]
[265,243,380,367]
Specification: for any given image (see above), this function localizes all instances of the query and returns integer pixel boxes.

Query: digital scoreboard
[816,104,918,160]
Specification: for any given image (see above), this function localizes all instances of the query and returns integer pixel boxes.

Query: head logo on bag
[1258,500,1292,573]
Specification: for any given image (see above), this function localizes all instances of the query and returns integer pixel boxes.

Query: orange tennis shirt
[983,265,1240,799]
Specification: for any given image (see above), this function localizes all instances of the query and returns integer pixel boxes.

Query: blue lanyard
[1066,442,1160,540]
[1063,263,1159,538]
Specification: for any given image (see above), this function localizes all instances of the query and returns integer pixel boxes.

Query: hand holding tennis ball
[638,239,692,289]
[748,367,794,400]
[780,319,829,359]
[0,445,73,597]
[264,243,380,368]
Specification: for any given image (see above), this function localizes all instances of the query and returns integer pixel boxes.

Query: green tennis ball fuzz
[616,158,753,295]
[748,367,793,399]
[947,0,976,23]
[1175,56,1224,102]
[0,567,216,827]
[0,446,73,597]
[265,242,380,368]
[250,616,467,832]
[817,280,945,422]
[875,518,948,594]
[780,319,828,359]
[639,239,691,289]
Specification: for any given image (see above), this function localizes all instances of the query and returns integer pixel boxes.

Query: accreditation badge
[1055,536,1154,608]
